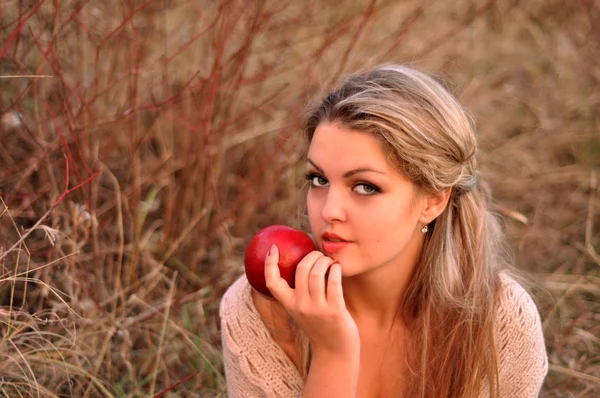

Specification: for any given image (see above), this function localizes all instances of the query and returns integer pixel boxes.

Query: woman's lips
[322,240,350,253]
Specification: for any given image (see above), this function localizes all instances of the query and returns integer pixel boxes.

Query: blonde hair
[299,64,518,397]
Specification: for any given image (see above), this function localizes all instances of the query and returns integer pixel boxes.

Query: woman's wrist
[310,340,360,364]
[303,346,360,398]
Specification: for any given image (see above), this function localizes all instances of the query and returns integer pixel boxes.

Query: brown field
[0,0,598,396]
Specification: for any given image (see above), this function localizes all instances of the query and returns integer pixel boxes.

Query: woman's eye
[305,173,328,187]
[353,183,380,195]
[312,176,328,187]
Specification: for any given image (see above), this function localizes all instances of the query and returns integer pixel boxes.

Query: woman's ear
[422,189,451,222]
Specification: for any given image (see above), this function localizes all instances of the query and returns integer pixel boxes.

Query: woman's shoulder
[219,275,270,340]
[493,272,549,396]
[494,272,546,346]
[219,275,293,337]
[219,274,252,318]
[495,272,544,332]
[219,275,303,395]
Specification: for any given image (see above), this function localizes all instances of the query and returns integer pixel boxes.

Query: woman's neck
[342,235,423,329]
[342,260,415,329]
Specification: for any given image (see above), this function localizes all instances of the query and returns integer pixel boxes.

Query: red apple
[244,225,316,297]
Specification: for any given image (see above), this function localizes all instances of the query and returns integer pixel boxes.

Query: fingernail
[268,244,278,256]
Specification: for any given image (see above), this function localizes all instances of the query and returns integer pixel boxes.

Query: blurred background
[0,0,598,396]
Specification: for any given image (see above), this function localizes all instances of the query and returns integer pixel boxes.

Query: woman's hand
[264,244,359,358]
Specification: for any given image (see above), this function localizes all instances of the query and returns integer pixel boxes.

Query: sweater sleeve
[494,274,548,397]
[219,275,304,398]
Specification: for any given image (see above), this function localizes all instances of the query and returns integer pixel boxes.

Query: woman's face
[306,122,428,277]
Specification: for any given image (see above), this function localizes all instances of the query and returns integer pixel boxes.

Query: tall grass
[0,0,598,396]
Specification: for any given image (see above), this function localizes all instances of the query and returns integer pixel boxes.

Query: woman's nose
[320,188,346,223]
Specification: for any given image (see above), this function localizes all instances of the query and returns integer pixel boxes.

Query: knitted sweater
[220,273,548,397]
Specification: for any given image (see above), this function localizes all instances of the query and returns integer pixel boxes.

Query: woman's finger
[294,250,325,300]
[327,262,346,308]
[264,244,294,307]
[308,256,334,305]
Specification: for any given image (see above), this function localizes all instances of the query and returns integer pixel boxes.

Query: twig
[492,204,529,225]
[0,159,100,262]
[0,0,47,60]
[119,285,211,329]
[542,276,585,330]
[0,75,52,78]
[101,0,155,45]
[27,358,115,397]
[0,251,78,281]
[149,272,178,396]
[548,363,600,385]
[0,197,32,259]
[0,207,53,262]
[54,158,101,206]
[49,111,81,183]
[153,370,200,398]
[330,0,376,84]
[123,288,224,391]
[413,0,497,59]
[0,276,82,320]
[160,209,208,264]
[100,164,125,317]
[584,170,600,266]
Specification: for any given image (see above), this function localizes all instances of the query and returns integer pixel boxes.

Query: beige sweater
[220,274,548,397]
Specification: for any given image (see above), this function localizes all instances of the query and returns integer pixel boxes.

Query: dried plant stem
[7,338,39,397]
[119,285,190,329]
[585,171,600,266]
[88,326,115,396]
[102,165,126,317]
[1,197,33,315]
[0,159,99,263]
[0,207,52,262]
[161,208,207,264]
[0,75,53,78]
[0,0,47,59]
[153,370,201,398]
[27,358,116,397]
[548,364,600,385]
[0,252,77,280]
[149,272,178,396]
[542,275,586,330]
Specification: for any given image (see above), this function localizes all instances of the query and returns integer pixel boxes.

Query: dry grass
[0,0,598,396]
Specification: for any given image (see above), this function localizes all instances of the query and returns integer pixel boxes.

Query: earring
[420,217,428,234]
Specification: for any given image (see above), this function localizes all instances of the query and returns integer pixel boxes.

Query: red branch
[48,105,81,182]
[27,26,74,101]
[73,12,98,43]
[101,0,155,45]
[152,370,200,398]
[62,101,92,175]
[0,0,46,60]
[54,157,101,207]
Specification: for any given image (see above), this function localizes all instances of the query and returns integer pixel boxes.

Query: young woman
[220,64,548,397]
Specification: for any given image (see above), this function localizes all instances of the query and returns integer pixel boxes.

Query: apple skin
[244,225,316,297]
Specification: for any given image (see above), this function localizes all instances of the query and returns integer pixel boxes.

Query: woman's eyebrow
[306,158,387,178]
[306,158,324,173]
